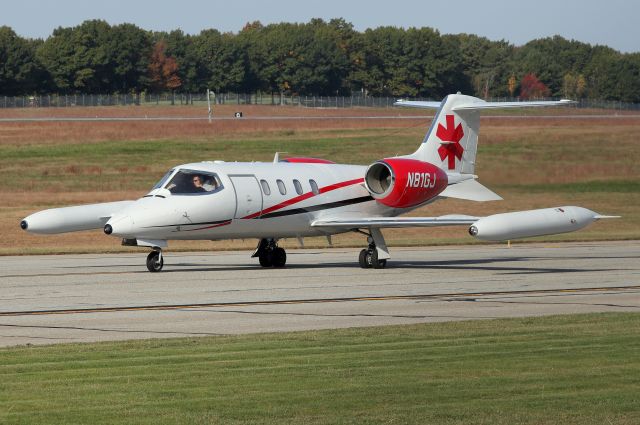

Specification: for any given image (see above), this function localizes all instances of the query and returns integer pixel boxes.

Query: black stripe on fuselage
[259,196,374,219]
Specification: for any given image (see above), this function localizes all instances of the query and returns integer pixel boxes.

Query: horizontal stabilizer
[394,99,574,110]
[393,100,442,109]
[452,99,575,110]
[440,179,502,202]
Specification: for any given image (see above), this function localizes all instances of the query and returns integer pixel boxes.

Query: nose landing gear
[146,249,164,272]
[253,238,287,268]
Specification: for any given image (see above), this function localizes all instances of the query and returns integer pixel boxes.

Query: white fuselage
[106,161,404,241]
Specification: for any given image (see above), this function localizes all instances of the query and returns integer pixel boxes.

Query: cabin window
[276,179,287,195]
[260,179,271,195]
[309,179,320,195]
[163,169,223,195]
[293,179,303,195]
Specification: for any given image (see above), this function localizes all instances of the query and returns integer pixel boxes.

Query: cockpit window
[152,169,174,190]
[164,169,223,195]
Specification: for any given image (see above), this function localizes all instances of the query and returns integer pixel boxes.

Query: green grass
[0,130,421,192]
[1,313,639,424]
[501,180,640,193]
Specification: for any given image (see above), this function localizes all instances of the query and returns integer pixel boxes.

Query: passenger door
[229,175,263,218]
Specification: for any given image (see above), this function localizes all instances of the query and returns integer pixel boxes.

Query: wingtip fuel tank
[468,206,616,241]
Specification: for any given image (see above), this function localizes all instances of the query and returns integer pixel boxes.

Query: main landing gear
[356,228,390,269]
[146,249,164,272]
[252,238,287,268]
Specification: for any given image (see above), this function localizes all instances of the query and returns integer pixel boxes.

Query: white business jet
[21,94,617,272]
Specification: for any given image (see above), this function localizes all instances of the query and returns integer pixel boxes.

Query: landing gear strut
[146,249,164,272]
[252,238,287,268]
[356,228,389,269]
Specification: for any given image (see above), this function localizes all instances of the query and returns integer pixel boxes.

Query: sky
[3,0,638,53]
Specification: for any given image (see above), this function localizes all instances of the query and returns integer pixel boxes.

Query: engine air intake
[364,158,448,209]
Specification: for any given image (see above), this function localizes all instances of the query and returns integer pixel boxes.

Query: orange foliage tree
[519,73,550,99]
[148,40,182,92]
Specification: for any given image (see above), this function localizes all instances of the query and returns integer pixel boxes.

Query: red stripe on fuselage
[241,178,364,219]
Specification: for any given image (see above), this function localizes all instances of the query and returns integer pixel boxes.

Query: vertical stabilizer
[405,94,480,174]
[395,95,574,175]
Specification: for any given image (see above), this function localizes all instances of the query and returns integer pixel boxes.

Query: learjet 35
[21,94,617,272]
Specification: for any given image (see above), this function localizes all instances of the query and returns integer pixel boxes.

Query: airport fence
[1,92,639,111]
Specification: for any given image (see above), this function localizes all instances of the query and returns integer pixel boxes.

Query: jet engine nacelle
[364,158,448,208]
[469,206,604,241]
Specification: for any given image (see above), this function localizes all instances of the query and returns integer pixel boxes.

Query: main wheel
[146,251,163,272]
[272,247,287,267]
[359,249,369,268]
[259,251,273,267]
[366,249,387,269]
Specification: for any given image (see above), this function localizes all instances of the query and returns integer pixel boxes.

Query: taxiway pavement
[0,241,638,347]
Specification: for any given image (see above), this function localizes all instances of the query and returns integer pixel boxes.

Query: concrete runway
[0,241,638,347]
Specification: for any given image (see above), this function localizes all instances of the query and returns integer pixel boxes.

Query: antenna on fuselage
[273,152,288,163]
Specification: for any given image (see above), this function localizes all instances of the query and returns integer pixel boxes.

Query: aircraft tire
[259,251,273,267]
[146,251,164,272]
[272,247,287,267]
[359,249,369,268]
[367,249,386,269]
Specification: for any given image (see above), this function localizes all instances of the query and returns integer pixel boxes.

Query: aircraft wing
[311,215,479,229]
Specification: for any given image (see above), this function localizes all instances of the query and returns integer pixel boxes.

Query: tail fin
[395,94,574,174]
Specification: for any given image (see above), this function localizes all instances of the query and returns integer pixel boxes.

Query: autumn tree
[562,73,588,99]
[507,75,517,97]
[148,40,182,92]
[514,36,592,97]
[519,73,550,99]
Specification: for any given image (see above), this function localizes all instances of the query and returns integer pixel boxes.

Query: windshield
[152,169,174,190]
[164,169,224,195]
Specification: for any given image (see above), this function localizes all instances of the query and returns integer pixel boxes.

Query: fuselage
[106,161,413,241]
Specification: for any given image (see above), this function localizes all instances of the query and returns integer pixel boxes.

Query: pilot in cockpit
[192,175,207,192]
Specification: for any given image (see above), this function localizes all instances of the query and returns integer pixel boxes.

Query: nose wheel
[146,250,164,272]
[253,238,287,268]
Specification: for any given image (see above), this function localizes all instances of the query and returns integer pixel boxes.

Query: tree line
[1,18,639,102]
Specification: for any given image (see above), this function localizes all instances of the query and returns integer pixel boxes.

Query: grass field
[1,313,638,424]
[0,105,638,254]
